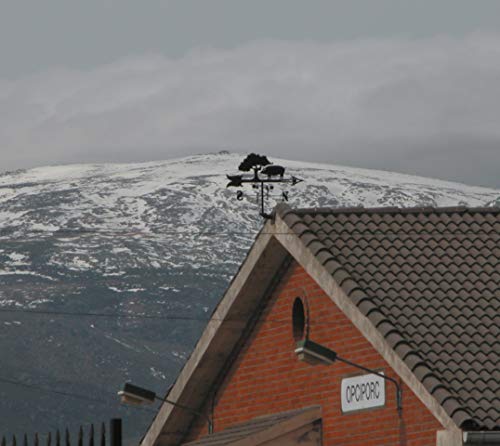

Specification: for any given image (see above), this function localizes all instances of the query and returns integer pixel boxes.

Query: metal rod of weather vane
[157,396,213,434]
[336,355,403,415]
[260,181,265,218]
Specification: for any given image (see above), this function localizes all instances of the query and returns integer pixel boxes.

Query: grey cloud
[3,0,500,77]
[0,35,499,187]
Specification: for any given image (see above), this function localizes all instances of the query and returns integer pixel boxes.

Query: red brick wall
[185,261,442,445]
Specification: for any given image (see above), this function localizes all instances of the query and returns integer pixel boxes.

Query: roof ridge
[280,205,500,215]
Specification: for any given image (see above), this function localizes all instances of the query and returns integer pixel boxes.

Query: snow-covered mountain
[0,152,498,442]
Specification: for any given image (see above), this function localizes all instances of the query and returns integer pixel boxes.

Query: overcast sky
[1,0,500,187]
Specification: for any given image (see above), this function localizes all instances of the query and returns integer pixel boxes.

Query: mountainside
[0,152,498,442]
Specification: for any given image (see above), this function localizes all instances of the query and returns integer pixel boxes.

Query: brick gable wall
[184,261,442,445]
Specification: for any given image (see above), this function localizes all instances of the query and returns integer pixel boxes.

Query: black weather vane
[226,153,303,219]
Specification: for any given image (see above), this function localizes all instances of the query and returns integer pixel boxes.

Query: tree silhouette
[238,153,270,172]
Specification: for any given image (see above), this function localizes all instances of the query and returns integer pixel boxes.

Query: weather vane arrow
[226,153,304,219]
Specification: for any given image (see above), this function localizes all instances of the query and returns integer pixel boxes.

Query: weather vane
[226,153,303,219]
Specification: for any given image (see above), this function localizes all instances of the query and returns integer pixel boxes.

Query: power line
[0,376,157,413]
[0,278,236,291]
[0,305,495,325]
[0,374,163,441]
[0,376,108,405]
[0,307,300,324]
[0,229,497,244]
[0,308,218,320]
[0,269,268,290]
[0,307,317,325]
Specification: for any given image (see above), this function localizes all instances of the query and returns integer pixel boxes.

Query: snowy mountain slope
[0,152,497,442]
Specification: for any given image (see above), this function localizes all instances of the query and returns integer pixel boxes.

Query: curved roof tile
[277,205,500,430]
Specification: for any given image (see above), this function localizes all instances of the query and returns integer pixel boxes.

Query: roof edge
[183,406,321,446]
[276,204,500,216]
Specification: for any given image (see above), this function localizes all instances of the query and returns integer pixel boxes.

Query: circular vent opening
[292,297,306,341]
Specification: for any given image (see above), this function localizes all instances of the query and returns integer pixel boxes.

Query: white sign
[341,373,386,413]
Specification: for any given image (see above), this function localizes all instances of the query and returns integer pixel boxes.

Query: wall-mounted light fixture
[118,383,213,433]
[295,338,402,414]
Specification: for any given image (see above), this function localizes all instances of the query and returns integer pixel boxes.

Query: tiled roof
[277,205,500,430]
[182,406,320,445]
